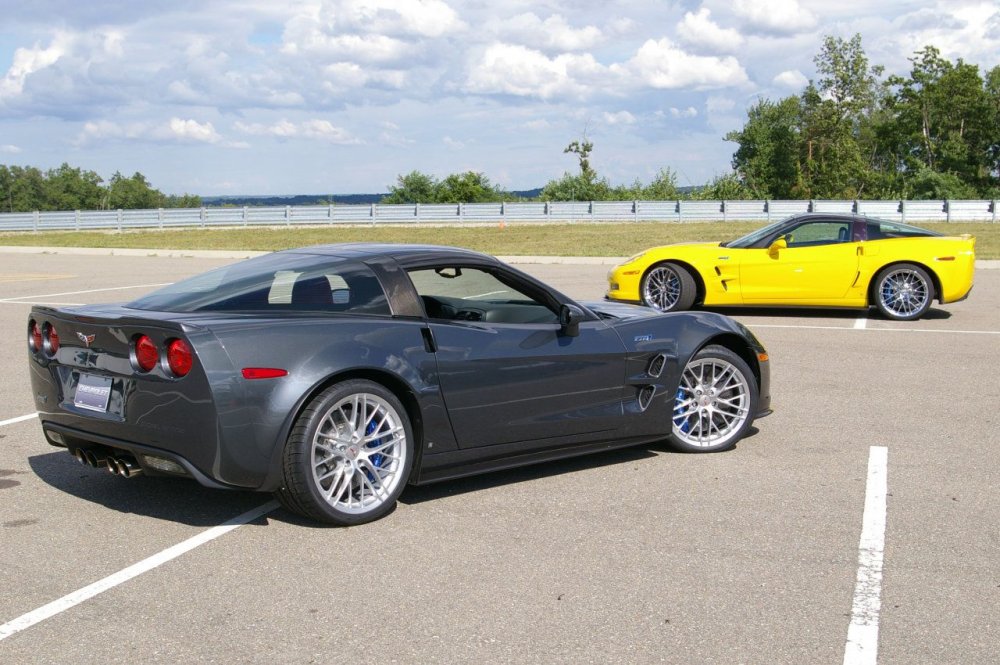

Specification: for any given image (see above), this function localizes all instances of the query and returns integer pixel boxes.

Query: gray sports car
[27,244,771,524]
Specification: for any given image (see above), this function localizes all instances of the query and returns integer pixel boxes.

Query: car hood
[582,300,662,320]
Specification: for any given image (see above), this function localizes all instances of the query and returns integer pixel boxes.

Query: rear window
[128,253,390,315]
[866,219,943,240]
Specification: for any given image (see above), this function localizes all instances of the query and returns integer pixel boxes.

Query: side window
[784,221,852,247]
[407,266,558,324]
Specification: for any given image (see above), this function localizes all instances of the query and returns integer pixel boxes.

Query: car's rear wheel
[277,379,413,525]
[873,263,933,321]
[669,345,757,453]
[641,262,696,312]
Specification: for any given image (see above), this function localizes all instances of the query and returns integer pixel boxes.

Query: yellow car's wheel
[641,262,696,312]
[873,263,934,321]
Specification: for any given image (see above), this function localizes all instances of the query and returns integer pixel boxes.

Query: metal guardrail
[0,199,997,232]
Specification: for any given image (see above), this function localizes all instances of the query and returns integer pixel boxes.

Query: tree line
[0,164,201,213]
[3,35,997,213]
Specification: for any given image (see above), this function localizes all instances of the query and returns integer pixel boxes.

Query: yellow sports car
[607,213,975,321]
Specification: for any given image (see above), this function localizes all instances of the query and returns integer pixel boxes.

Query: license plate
[74,374,113,413]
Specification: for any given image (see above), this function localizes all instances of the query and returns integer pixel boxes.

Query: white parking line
[853,317,868,329]
[843,446,888,665]
[752,323,1000,335]
[0,283,172,302]
[0,413,37,427]
[0,500,279,642]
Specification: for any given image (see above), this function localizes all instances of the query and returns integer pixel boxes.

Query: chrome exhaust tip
[119,457,141,478]
[72,448,86,465]
[82,449,107,468]
[106,457,120,475]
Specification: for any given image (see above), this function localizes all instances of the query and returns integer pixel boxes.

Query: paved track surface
[1,252,997,664]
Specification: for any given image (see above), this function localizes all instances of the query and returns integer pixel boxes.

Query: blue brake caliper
[673,388,691,433]
[365,419,385,481]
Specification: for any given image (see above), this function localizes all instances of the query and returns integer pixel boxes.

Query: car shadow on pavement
[29,451,269,527]
[699,305,952,321]
[396,430,766,506]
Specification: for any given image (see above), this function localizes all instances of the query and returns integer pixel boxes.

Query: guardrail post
[853,199,859,214]
[722,200,727,222]
[765,200,771,222]
[809,199,815,213]
[590,200,594,222]
[544,201,550,221]
[158,208,164,230]
[459,202,464,222]
[285,205,291,226]
[33,210,39,232]
[945,199,951,223]
[243,206,248,227]
[993,200,997,223]
[370,203,376,226]
[415,202,420,222]
[199,207,206,228]
[75,210,80,231]
[328,203,334,224]
[116,209,123,232]
[900,199,906,223]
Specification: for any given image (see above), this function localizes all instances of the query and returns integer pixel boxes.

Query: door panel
[740,244,860,301]
[430,321,627,448]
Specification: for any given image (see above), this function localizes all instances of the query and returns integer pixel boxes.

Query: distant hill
[203,188,547,207]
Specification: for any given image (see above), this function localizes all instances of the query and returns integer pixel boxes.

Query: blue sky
[1,0,998,195]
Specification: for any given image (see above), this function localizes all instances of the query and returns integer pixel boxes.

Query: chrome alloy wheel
[311,392,408,514]
[672,356,751,449]
[642,265,681,311]
[878,268,930,318]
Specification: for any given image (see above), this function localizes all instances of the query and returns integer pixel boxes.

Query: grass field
[1,221,997,258]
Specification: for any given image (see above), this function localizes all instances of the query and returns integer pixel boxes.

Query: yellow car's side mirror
[768,237,787,257]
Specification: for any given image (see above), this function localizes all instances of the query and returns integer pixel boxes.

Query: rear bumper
[41,421,240,490]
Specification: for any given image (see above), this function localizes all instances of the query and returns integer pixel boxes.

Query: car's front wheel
[277,379,413,525]
[872,263,933,321]
[669,345,758,453]
[641,262,696,312]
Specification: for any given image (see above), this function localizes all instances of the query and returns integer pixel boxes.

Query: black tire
[667,345,758,453]
[276,379,414,525]
[641,262,696,312]
[872,263,934,321]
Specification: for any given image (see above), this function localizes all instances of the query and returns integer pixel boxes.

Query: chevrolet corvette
[28,244,771,525]
[607,213,975,320]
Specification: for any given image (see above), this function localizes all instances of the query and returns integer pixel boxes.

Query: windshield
[723,218,791,248]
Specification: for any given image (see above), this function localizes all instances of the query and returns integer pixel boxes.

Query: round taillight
[46,324,60,355]
[134,335,159,372]
[30,321,42,352]
[166,339,193,377]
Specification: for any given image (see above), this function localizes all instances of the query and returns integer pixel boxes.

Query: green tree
[381,170,439,203]
[726,96,801,198]
[435,171,505,203]
[43,163,104,210]
[640,168,681,200]
[105,171,164,209]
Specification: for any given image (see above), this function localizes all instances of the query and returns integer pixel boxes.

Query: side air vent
[638,385,656,411]
[647,353,666,378]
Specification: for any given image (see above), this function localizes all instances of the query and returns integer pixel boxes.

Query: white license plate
[74,374,113,413]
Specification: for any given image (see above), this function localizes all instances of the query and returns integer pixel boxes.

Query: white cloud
[677,8,744,54]
[443,136,464,150]
[75,118,235,146]
[464,43,606,99]
[773,69,808,88]
[234,119,361,144]
[603,110,636,125]
[488,13,603,52]
[669,107,698,118]
[733,0,817,35]
[0,144,22,153]
[621,38,749,89]
[0,34,68,98]
[164,118,222,143]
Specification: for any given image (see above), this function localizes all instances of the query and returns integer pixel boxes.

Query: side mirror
[768,237,787,257]
[559,303,585,337]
